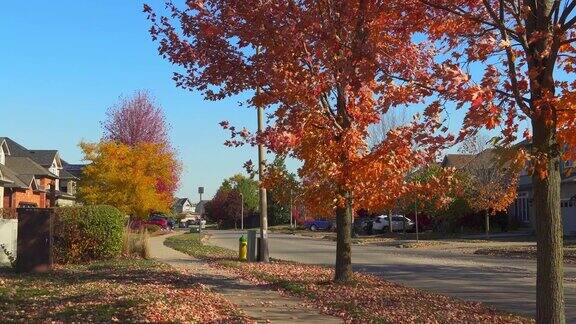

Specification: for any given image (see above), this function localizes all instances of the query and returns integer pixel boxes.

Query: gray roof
[5,156,57,179]
[59,168,79,180]
[172,197,191,208]
[1,137,60,167]
[0,137,28,157]
[25,150,59,167]
[441,154,474,168]
[0,164,27,189]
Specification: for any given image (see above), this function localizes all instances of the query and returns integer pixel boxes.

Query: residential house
[0,137,81,209]
[442,148,576,235]
[172,197,196,215]
[195,200,209,218]
[510,143,576,235]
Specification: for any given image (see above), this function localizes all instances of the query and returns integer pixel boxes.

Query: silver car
[372,215,414,232]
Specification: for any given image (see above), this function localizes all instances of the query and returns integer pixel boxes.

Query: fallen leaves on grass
[167,233,533,323]
[0,259,248,323]
[231,261,532,323]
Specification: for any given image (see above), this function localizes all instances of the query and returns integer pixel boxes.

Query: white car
[372,215,414,232]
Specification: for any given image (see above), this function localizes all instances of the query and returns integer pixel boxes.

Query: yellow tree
[79,141,176,218]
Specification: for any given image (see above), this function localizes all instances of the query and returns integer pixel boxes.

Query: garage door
[561,199,576,235]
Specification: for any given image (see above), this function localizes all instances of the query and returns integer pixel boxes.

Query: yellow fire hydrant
[239,235,247,261]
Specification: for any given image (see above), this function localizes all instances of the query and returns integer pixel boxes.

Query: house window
[515,192,530,222]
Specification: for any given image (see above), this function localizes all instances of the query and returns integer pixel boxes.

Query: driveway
[205,230,576,321]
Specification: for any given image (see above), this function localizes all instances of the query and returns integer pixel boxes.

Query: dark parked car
[354,216,374,234]
[304,219,333,231]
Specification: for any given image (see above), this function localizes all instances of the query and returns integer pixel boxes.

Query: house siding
[514,181,576,235]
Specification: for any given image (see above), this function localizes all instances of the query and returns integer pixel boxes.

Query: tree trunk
[523,0,564,320]
[388,209,393,234]
[533,120,565,324]
[335,191,353,282]
[485,212,490,240]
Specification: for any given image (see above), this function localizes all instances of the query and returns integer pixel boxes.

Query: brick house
[0,137,80,209]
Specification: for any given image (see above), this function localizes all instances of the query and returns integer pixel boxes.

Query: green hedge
[53,205,125,263]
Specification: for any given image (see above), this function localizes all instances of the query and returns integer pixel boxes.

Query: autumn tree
[145,0,451,282]
[205,174,258,228]
[368,108,409,149]
[103,90,170,146]
[222,174,259,213]
[264,156,301,226]
[102,90,181,197]
[457,135,518,239]
[204,187,243,228]
[399,164,461,236]
[79,141,175,218]
[419,0,576,320]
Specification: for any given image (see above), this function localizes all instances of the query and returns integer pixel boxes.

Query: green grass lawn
[0,258,246,323]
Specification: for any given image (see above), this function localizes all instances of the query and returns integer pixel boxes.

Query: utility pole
[256,46,269,262]
[240,192,244,230]
[198,186,204,234]
[290,188,293,228]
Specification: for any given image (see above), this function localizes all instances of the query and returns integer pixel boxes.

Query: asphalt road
[205,230,576,321]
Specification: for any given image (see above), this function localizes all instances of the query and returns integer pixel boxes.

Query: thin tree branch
[420,0,525,45]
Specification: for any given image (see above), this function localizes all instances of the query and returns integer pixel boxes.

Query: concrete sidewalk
[149,234,342,324]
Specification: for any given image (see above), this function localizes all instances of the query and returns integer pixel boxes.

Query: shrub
[53,205,124,263]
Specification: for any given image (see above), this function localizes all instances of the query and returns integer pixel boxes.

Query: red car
[147,214,170,229]
[130,214,171,230]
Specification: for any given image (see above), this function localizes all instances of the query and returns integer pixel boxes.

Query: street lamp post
[198,187,204,203]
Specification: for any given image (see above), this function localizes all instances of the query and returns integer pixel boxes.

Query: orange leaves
[147,0,453,215]
[558,89,576,163]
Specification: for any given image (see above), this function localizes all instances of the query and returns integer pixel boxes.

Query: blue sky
[0,1,262,200]
[1,1,533,201]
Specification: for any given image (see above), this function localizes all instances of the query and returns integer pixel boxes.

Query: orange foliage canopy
[420,0,576,172]
[145,0,455,216]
